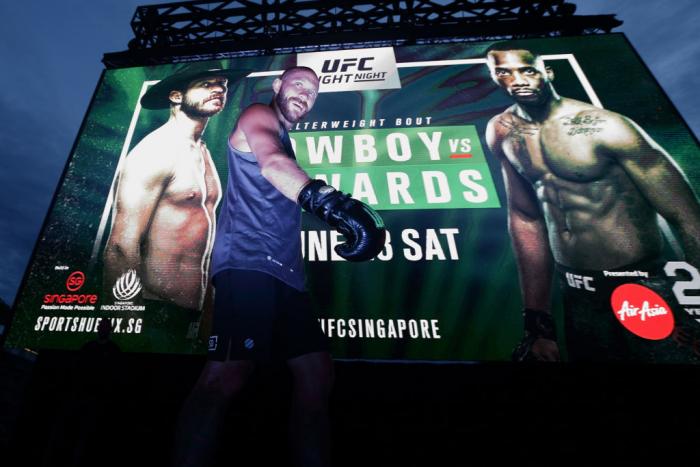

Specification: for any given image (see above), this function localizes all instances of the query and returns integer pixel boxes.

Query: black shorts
[556,258,700,364]
[142,299,203,353]
[208,269,329,362]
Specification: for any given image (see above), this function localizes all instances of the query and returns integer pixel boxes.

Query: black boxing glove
[298,179,386,262]
[511,308,557,362]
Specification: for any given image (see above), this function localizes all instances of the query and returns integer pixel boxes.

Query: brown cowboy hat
[140,62,253,110]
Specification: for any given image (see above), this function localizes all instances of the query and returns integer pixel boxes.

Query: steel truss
[103,0,622,68]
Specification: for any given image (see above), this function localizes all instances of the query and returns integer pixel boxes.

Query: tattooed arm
[486,113,560,361]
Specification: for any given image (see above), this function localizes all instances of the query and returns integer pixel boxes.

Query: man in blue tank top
[174,66,386,467]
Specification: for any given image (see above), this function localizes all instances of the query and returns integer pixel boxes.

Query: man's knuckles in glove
[298,180,386,261]
[333,201,386,261]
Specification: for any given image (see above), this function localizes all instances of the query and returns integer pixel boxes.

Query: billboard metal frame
[103,0,622,68]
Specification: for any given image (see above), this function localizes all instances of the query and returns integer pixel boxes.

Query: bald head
[273,66,320,124]
[280,66,319,84]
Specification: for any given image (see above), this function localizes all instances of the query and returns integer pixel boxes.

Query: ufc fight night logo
[297,47,402,93]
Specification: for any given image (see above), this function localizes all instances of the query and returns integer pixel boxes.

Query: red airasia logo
[66,271,85,292]
[610,284,674,340]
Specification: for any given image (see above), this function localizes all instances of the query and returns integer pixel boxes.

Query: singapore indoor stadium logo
[112,269,143,301]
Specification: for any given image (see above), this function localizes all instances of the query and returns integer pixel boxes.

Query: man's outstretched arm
[237,104,311,200]
[237,104,385,261]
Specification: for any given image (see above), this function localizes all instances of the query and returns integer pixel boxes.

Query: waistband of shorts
[554,255,667,279]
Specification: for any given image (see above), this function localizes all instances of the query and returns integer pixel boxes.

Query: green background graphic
[6,34,700,362]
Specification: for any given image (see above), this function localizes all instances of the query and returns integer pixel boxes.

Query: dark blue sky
[1,1,698,305]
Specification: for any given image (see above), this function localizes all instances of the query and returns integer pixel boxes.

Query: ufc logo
[322,57,374,73]
[565,272,596,291]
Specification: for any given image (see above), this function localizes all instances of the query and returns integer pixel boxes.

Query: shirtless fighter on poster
[104,64,238,312]
[484,42,700,362]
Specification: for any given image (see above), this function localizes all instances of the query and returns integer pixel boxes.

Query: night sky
[0,0,698,305]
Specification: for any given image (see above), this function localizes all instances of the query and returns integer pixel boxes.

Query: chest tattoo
[497,117,540,142]
[560,115,606,136]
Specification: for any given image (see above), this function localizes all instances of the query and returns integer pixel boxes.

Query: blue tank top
[211,124,305,290]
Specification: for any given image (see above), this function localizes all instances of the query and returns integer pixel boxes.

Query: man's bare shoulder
[123,125,178,176]
[238,103,279,129]
[486,106,541,154]
[487,106,518,129]
[128,125,171,156]
[486,106,519,147]
[230,103,281,150]
[557,98,630,126]
[558,100,609,118]
[556,102,643,149]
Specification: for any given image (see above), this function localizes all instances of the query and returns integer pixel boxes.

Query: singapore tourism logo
[65,270,86,292]
[112,269,142,301]
[42,270,98,308]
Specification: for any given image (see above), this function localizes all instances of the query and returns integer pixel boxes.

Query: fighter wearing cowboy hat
[104,63,249,314]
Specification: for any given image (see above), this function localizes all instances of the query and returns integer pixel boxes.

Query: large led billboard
[6,34,700,363]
